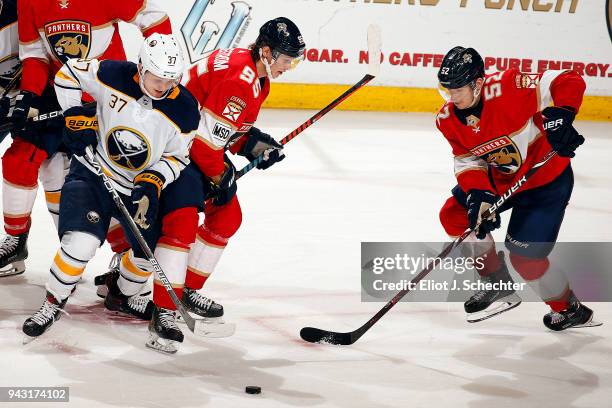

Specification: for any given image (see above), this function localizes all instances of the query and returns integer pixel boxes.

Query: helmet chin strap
[259,48,276,80]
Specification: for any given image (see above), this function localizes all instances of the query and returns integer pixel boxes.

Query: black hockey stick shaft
[300,150,559,345]
[84,147,199,333]
[236,74,375,179]
[0,101,96,141]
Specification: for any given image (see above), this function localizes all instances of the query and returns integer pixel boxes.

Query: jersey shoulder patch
[154,85,200,133]
[96,60,141,99]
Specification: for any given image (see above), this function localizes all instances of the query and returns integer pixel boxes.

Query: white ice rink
[1,110,611,408]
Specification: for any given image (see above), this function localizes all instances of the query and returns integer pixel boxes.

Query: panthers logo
[472,136,523,174]
[44,21,91,63]
[106,127,150,172]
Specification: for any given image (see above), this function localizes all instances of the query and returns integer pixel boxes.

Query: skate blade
[145,333,179,354]
[0,260,25,278]
[193,319,236,338]
[467,296,522,323]
[22,334,38,345]
[572,316,603,329]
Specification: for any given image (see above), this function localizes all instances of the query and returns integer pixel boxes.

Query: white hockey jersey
[54,58,199,195]
[0,0,20,95]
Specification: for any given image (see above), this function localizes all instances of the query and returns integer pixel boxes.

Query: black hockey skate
[103,271,154,320]
[543,295,603,331]
[23,292,67,338]
[465,252,522,322]
[0,231,28,278]
[182,287,224,318]
[95,252,151,298]
[146,306,184,354]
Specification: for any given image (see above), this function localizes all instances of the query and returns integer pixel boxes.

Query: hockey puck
[245,386,261,394]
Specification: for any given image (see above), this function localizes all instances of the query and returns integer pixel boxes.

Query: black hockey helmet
[438,46,485,89]
[256,17,305,59]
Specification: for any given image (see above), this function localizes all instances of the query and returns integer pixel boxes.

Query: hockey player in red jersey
[144,17,305,343]
[436,46,601,331]
[0,0,171,276]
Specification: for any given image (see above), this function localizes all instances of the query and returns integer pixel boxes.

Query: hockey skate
[103,271,154,320]
[0,232,28,278]
[23,292,67,339]
[543,294,603,331]
[465,253,522,323]
[177,287,235,338]
[95,252,151,298]
[146,306,183,354]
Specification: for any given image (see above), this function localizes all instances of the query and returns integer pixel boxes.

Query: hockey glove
[131,170,164,230]
[5,90,35,131]
[209,162,237,206]
[239,127,285,170]
[542,106,584,158]
[62,105,98,156]
[466,189,501,240]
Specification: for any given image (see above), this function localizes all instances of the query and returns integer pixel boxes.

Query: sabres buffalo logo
[472,136,522,174]
[44,20,91,63]
[106,127,150,171]
[0,55,21,90]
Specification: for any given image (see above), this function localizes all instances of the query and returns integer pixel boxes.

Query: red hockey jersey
[436,69,585,195]
[17,0,171,96]
[184,48,270,178]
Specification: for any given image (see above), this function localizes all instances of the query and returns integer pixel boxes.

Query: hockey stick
[300,150,559,345]
[84,147,215,337]
[0,101,96,142]
[235,24,382,179]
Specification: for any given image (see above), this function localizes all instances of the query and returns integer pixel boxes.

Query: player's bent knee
[2,140,48,186]
[60,231,101,262]
[161,207,199,247]
[509,252,550,281]
[439,196,468,237]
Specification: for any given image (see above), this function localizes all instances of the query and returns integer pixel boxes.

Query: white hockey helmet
[138,33,185,99]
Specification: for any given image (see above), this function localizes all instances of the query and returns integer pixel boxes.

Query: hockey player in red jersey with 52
[435,46,601,331]
[0,0,171,277]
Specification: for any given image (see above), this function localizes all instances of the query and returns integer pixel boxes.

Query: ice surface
[1,110,610,407]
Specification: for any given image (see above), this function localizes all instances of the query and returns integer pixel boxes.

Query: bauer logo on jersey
[44,20,91,63]
[222,100,244,122]
[106,127,151,172]
[515,73,540,89]
[212,122,232,143]
[471,136,522,174]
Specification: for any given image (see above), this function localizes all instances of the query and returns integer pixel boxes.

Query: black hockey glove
[62,105,98,156]
[5,90,35,131]
[466,189,501,240]
[239,127,285,170]
[209,162,237,206]
[131,170,164,230]
[542,106,584,158]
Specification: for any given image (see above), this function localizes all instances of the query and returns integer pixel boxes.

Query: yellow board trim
[262,83,612,122]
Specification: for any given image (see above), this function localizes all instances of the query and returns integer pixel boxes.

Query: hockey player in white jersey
[22,34,200,338]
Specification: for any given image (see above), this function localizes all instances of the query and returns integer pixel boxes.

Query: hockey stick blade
[300,151,560,346]
[300,327,355,345]
[366,24,382,77]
